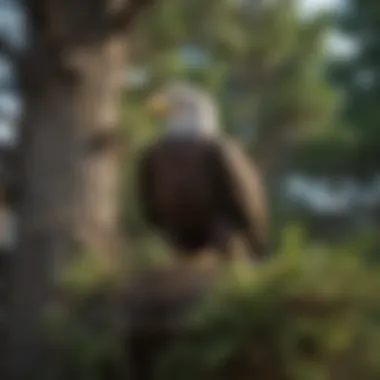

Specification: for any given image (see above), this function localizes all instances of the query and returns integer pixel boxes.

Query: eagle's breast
[151,139,216,229]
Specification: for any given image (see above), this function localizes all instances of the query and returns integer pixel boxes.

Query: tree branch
[106,0,155,34]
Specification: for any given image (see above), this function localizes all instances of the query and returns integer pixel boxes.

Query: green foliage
[45,230,380,380]
[154,228,380,380]
[290,136,380,178]
[47,305,123,380]
[46,251,127,380]
[323,0,380,171]
[58,250,121,298]
[127,0,335,147]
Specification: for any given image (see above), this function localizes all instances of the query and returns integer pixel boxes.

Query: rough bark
[1,0,153,378]
[9,59,126,379]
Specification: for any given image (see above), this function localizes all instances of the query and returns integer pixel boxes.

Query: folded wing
[209,138,268,258]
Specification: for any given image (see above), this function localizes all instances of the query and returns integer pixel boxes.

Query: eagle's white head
[147,81,220,139]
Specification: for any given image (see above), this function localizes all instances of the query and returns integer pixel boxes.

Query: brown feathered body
[137,135,268,259]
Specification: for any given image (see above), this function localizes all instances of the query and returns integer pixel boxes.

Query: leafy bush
[155,227,380,380]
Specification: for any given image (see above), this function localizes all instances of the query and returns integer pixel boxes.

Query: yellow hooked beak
[146,92,172,117]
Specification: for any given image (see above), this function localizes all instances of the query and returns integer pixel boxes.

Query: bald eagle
[136,82,268,260]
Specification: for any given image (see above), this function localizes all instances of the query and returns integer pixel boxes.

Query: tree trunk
[0,1,153,376]
[7,25,131,380]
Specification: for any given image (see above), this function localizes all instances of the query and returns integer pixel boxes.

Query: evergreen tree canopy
[322,0,380,174]
[127,0,336,155]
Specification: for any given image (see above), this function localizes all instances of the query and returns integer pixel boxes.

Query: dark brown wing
[136,138,217,235]
[210,138,268,258]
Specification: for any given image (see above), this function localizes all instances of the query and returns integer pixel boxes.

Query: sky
[299,0,343,16]
[299,0,356,57]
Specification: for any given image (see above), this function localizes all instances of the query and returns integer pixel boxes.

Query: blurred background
[1,0,380,379]
[1,0,379,260]
[123,0,378,264]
